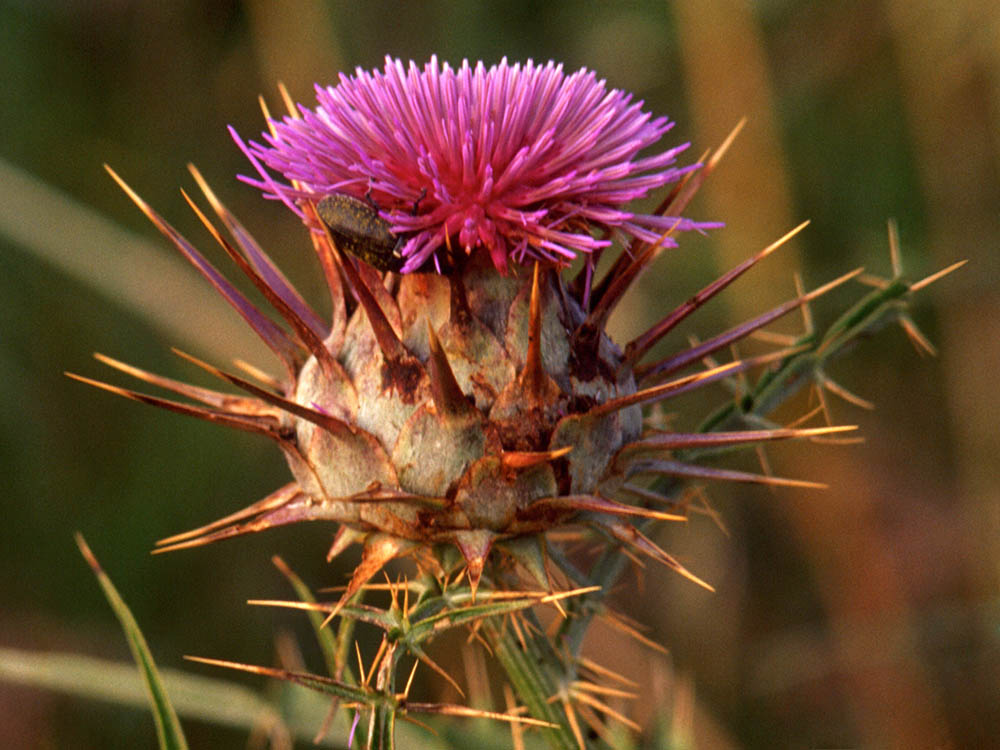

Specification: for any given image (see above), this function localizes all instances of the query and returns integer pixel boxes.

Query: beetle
[316,192,407,272]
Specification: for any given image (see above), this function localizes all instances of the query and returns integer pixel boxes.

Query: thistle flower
[69,56,954,744]
[238,56,718,273]
[74,56,856,603]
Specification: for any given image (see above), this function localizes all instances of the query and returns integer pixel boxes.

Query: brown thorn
[589,144,710,313]
[595,347,800,418]
[750,329,799,346]
[246,599,334,613]
[887,218,902,277]
[665,117,746,218]
[104,166,300,376]
[819,374,876,410]
[354,642,367,689]
[519,262,550,399]
[787,402,828,429]
[179,188,337,380]
[313,700,339,746]
[856,272,890,289]
[425,321,475,417]
[403,702,557,728]
[588,119,746,316]
[152,491,323,554]
[707,116,747,169]
[507,610,529,653]
[755,444,774,486]
[500,445,572,469]
[899,315,937,356]
[808,267,867,298]
[397,713,438,736]
[573,703,614,746]
[601,520,715,591]
[586,217,685,334]
[465,620,495,657]
[93,352,273,415]
[157,482,299,547]
[453,531,494,602]
[65,372,282,440]
[619,546,647,569]
[258,94,275,137]
[320,535,411,628]
[624,423,857,452]
[909,259,967,293]
[598,610,671,655]
[624,220,809,368]
[384,571,398,612]
[571,689,641,731]
[636,268,862,383]
[231,358,283,391]
[327,526,363,562]
[549,594,568,620]
[366,636,388,687]
[277,82,298,119]
[656,147,710,216]
[415,650,465,698]
[186,165,327,339]
[576,656,640,689]
[628,457,828,490]
[403,659,420,699]
[503,684,526,750]
[300,200,349,335]
[533,494,686,522]
[170,348,354,435]
[188,166,302,282]
[560,695,586,750]
[688,485,728,535]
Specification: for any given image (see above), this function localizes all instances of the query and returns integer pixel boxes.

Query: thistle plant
[69,57,959,749]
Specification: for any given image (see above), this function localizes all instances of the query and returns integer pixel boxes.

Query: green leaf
[185,656,382,706]
[271,556,346,680]
[75,533,189,750]
[407,592,562,643]
[0,648,279,732]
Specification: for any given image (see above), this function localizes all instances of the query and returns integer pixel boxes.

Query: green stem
[482,616,579,750]
[369,643,400,750]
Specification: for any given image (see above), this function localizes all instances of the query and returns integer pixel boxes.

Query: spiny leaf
[249,599,399,632]
[185,656,377,706]
[406,588,598,644]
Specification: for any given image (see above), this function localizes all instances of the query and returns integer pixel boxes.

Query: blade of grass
[75,533,188,750]
[0,647,427,747]
[0,157,261,363]
[271,555,344,679]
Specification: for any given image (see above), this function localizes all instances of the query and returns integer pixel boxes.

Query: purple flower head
[237,56,716,273]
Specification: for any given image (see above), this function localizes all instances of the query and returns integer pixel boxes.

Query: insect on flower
[316,192,406,272]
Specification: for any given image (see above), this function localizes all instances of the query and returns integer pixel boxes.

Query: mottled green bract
[317,193,404,272]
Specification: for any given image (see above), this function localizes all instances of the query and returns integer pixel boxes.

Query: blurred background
[2,1,997,747]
